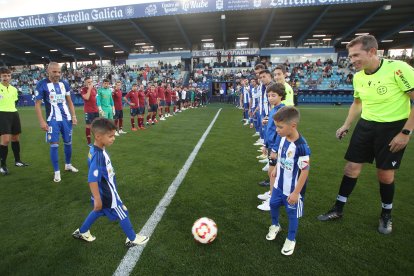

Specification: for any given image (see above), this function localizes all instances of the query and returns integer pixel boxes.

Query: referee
[0,68,28,175]
[317,35,414,234]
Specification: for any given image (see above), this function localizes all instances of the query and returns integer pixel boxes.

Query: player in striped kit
[241,78,250,126]
[266,106,311,256]
[35,62,79,182]
[72,118,149,247]
[249,78,260,134]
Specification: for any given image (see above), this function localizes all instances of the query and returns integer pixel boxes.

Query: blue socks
[50,144,59,171]
[79,210,137,241]
[287,216,299,241]
[120,217,137,241]
[64,142,72,164]
[80,211,104,233]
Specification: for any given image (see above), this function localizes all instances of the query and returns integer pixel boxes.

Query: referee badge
[377,86,387,95]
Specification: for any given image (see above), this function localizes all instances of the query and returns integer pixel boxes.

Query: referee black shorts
[345,118,407,170]
[0,111,21,135]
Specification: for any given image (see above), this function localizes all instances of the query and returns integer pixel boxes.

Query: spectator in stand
[346,72,354,84]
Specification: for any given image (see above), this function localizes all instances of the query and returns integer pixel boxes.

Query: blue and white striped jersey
[242,86,250,104]
[35,78,72,122]
[88,146,123,209]
[258,83,269,116]
[272,135,311,197]
[250,86,259,108]
[265,103,285,148]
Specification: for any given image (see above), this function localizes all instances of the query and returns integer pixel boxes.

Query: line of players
[239,63,311,255]
[241,64,296,211]
[34,62,207,183]
[81,78,206,145]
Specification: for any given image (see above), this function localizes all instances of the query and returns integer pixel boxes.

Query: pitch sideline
[113,108,222,276]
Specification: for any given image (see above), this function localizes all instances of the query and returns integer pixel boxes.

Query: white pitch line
[113,108,222,276]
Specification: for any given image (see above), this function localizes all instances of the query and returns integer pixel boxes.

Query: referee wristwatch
[401,129,412,135]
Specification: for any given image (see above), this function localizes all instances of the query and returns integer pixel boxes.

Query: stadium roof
[0,0,413,65]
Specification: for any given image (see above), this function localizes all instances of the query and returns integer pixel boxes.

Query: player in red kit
[112,80,126,136]
[157,82,166,121]
[123,84,139,131]
[165,83,173,117]
[137,84,146,129]
[81,77,99,146]
[145,84,158,125]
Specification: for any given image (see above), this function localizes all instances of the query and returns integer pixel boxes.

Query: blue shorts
[47,120,72,143]
[85,112,100,125]
[150,104,158,112]
[159,100,166,107]
[130,108,139,117]
[114,110,123,120]
[91,197,130,221]
[101,205,129,221]
[270,187,304,219]
[137,107,145,115]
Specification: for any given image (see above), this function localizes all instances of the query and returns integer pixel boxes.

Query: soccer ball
[192,217,217,244]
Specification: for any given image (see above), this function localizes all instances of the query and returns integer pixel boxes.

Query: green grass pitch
[0,104,413,275]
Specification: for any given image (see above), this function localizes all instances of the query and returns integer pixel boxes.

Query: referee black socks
[335,175,358,212]
[380,182,394,215]
[0,145,8,167]
[11,141,20,162]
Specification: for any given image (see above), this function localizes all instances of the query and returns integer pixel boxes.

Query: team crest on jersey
[287,151,294,158]
[377,86,387,95]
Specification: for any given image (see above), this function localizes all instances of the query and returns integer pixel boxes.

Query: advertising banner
[0,0,384,31]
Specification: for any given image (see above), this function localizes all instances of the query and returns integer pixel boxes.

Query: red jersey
[112,89,123,110]
[165,88,172,102]
[81,86,99,113]
[146,89,158,105]
[171,90,178,101]
[137,90,146,107]
[125,90,139,107]
[157,86,166,100]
